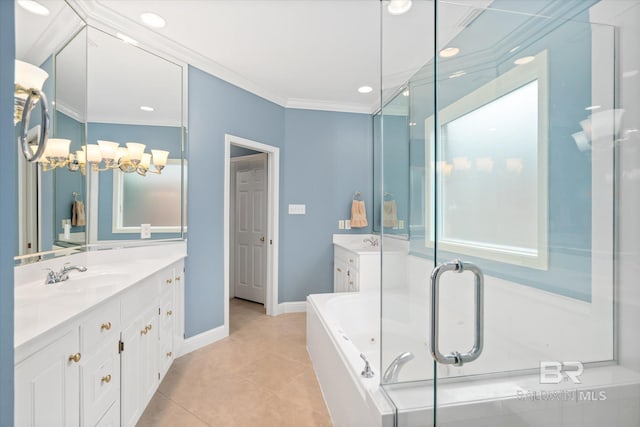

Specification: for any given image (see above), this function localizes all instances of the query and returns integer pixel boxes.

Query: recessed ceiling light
[514,56,535,65]
[358,86,373,94]
[116,33,138,46]
[18,0,50,16]
[140,105,154,112]
[509,46,520,53]
[402,89,410,97]
[585,105,601,111]
[140,12,166,28]
[449,71,466,79]
[388,0,412,15]
[439,47,460,58]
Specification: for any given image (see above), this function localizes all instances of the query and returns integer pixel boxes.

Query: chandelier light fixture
[34,139,169,176]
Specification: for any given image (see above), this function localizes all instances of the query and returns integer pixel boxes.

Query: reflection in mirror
[85,28,184,244]
[373,89,409,236]
[15,0,85,259]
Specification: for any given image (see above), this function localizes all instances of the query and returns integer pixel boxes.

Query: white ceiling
[88,0,491,113]
[17,0,493,124]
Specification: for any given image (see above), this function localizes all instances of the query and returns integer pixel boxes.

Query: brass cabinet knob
[260,236,265,242]
[147,324,152,331]
[68,353,81,363]
[166,278,173,284]
[349,259,354,263]
[336,267,342,272]
[175,276,181,282]
[100,322,112,331]
[101,374,112,384]
[166,352,173,358]
[167,310,173,316]
[140,326,149,335]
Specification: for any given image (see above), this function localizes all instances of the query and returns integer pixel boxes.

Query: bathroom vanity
[14,243,186,427]
[333,234,382,292]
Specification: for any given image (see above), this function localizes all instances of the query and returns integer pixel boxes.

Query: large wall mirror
[15,2,186,264]
[15,0,86,260]
[85,27,185,245]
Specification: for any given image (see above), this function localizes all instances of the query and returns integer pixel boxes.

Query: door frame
[223,134,280,333]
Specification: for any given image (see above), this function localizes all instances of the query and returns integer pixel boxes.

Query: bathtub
[307,291,640,427]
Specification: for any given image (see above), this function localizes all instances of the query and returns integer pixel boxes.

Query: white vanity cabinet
[333,240,381,293]
[15,257,185,427]
[334,245,360,292]
[15,327,80,427]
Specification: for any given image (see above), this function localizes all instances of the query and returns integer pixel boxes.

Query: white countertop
[14,242,187,351]
[333,233,408,254]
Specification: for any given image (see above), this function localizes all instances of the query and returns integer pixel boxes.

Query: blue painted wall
[187,66,285,335]
[281,109,372,302]
[0,2,16,424]
[86,122,183,241]
[186,66,373,336]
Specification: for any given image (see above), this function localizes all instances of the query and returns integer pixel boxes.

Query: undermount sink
[52,272,128,293]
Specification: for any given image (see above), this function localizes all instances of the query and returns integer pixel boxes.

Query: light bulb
[86,144,102,163]
[126,142,146,163]
[151,149,169,167]
[140,153,152,169]
[97,140,119,160]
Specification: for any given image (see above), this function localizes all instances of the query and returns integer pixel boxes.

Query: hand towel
[350,200,368,228]
[71,200,86,227]
[383,200,398,228]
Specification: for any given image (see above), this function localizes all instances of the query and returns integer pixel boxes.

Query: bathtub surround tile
[139,298,331,426]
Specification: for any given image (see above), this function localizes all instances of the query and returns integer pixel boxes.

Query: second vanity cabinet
[333,242,380,293]
[15,259,184,427]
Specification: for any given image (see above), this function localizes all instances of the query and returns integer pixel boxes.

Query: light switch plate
[345,220,351,230]
[398,220,405,229]
[141,223,151,239]
[338,220,345,229]
[288,204,306,215]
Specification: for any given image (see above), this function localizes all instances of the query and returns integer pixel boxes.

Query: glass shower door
[430,1,622,426]
[379,1,640,426]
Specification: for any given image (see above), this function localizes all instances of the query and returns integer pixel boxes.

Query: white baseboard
[277,301,307,314]
[176,325,227,357]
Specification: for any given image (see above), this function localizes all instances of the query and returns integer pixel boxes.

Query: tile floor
[137,298,332,426]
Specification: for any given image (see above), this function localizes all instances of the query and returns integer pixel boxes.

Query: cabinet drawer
[80,299,120,354]
[80,338,120,427]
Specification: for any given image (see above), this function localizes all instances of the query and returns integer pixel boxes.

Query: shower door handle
[430,259,484,366]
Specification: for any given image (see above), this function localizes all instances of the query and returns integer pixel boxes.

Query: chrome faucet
[383,352,414,383]
[363,237,379,247]
[45,263,88,284]
[360,353,375,378]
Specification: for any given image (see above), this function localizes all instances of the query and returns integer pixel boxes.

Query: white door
[234,154,267,304]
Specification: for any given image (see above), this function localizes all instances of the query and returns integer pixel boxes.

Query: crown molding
[285,98,373,115]
[66,0,383,115]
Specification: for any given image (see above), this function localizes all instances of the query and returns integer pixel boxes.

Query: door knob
[260,236,265,242]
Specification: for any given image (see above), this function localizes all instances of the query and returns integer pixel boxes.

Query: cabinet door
[120,315,144,427]
[334,258,348,292]
[80,337,120,427]
[347,269,359,292]
[140,306,160,410]
[15,327,80,427]
[95,401,120,427]
[159,288,175,380]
